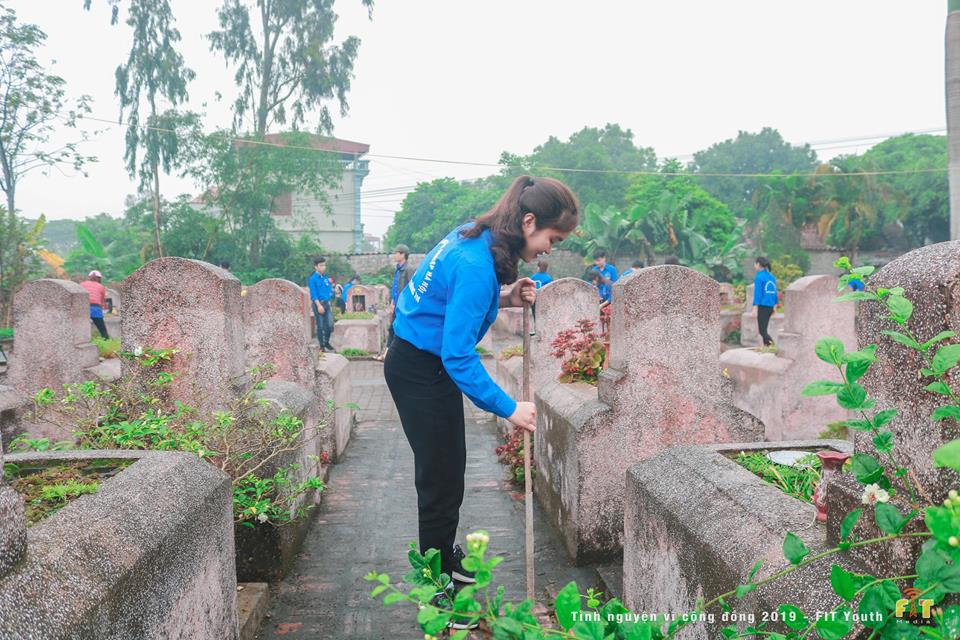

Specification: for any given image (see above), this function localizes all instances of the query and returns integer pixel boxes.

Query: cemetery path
[257,360,597,640]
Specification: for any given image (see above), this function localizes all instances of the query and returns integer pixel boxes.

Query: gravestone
[243,279,314,388]
[535,267,763,562]
[122,258,245,410]
[348,285,377,313]
[0,446,25,578]
[827,241,960,575]
[7,279,100,395]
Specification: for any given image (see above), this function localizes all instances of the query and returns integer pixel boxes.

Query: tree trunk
[152,157,163,258]
[946,2,960,240]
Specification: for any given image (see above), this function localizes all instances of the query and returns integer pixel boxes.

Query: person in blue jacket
[385,175,579,603]
[530,260,553,289]
[848,277,865,292]
[753,257,779,348]
[621,259,644,278]
[590,250,618,302]
[308,257,335,351]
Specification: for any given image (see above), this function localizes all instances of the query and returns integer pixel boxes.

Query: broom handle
[522,301,534,602]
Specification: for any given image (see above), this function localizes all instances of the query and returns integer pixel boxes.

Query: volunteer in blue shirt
[386,175,579,594]
[621,259,644,278]
[308,257,335,351]
[753,257,779,348]
[530,260,553,289]
[590,250,618,302]
[849,277,865,292]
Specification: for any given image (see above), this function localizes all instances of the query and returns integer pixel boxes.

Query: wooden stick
[522,301,535,602]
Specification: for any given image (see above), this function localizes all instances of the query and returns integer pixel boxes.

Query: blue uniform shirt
[530,272,553,289]
[849,278,865,292]
[591,264,618,302]
[393,224,515,419]
[342,282,353,302]
[308,271,333,302]
[753,270,779,307]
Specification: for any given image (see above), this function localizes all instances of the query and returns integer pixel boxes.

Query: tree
[691,127,818,215]
[0,6,95,216]
[839,134,945,246]
[115,0,196,258]
[384,178,500,253]
[208,0,373,136]
[500,124,657,210]
[0,207,45,326]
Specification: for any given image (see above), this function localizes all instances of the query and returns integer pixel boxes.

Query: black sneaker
[324,343,335,351]
[417,582,480,631]
[449,544,476,584]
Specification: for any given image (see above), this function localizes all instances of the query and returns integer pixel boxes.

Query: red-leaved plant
[551,318,608,385]
[495,427,534,486]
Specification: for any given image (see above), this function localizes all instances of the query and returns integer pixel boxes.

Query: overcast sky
[4,0,949,239]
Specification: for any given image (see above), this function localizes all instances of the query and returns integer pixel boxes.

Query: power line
[68,111,949,179]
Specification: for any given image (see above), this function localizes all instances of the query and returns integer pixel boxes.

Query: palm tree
[947,0,960,240]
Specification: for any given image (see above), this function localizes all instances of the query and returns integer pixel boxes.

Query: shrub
[551,319,607,385]
[91,336,121,358]
[495,427,535,486]
[340,348,371,357]
[339,311,375,320]
[22,350,326,528]
[499,344,523,361]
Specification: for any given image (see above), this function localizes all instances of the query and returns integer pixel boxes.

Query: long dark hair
[461,175,580,284]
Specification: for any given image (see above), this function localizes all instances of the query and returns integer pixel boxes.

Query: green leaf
[778,604,808,631]
[554,581,581,632]
[783,532,810,565]
[872,431,894,454]
[933,344,960,375]
[382,592,406,606]
[851,266,876,278]
[933,406,960,422]
[926,381,952,396]
[370,584,388,598]
[418,604,452,635]
[851,454,884,485]
[845,359,872,383]
[802,381,845,397]
[76,223,106,259]
[841,418,873,432]
[837,383,869,410]
[831,564,857,601]
[923,331,957,351]
[858,583,899,628]
[815,337,846,366]
[933,440,960,473]
[875,502,906,534]
[873,409,898,428]
[569,619,606,640]
[840,509,862,541]
[736,583,756,598]
[887,296,914,324]
[748,559,764,582]
[939,565,960,592]
[835,291,879,302]
[720,627,737,639]
[882,330,922,351]
[815,605,854,639]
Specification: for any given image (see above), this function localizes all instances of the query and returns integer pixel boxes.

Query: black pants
[91,312,108,339]
[757,305,774,346]
[386,311,396,348]
[384,337,465,573]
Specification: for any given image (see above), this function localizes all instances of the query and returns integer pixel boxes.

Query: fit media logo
[894,587,935,623]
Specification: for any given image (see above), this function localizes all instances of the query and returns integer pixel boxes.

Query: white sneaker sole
[451,570,476,584]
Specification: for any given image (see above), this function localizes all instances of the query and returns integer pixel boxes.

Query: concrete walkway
[257,360,597,639]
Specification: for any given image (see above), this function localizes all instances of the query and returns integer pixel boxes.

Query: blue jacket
[342,282,354,302]
[530,272,553,289]
[849,278,865,292]
[393,225,515,418]
[308,271,333,302]
[753,270,779,307]
[591,264,618,302]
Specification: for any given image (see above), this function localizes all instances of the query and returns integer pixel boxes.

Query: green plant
[495,427,535,487]
[734,452,822,503]
[475,346,490,355]
[29,352,326,527]
[367,255,960,639]
[819,421,850,440]
[91,336,121,358]
[499,344,524,360]
[0,327,11,341]
[340,348,371,357]
[723,329,742,345]
[551,319,606,385]
[339,311,375,320]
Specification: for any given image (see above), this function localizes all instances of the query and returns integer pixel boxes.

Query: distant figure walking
[80,270,109,339]
[308,257,335,352]
[753,257,778,348]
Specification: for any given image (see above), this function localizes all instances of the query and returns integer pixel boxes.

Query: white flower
[861,483,890,505]
[133,346,144,357]
[256,513,269,524]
